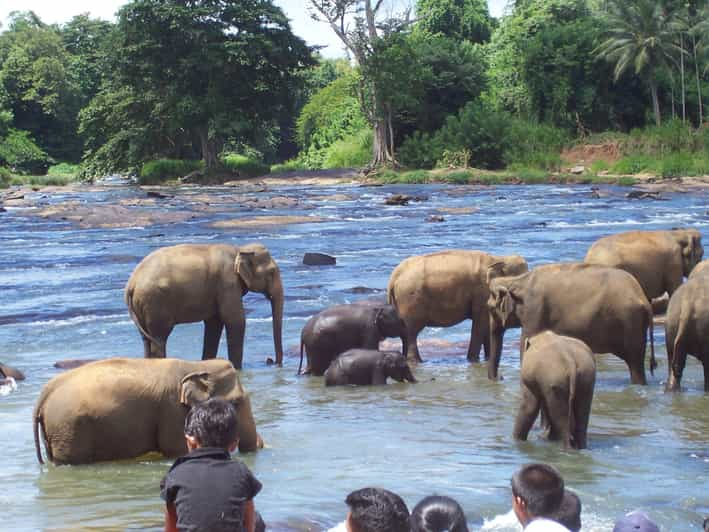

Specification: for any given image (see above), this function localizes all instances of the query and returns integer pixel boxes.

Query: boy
[511,463,570,531]
[161,398,262,532]
[342,487,410,532]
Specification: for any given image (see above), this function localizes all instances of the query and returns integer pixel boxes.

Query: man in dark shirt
[160,398,262,532]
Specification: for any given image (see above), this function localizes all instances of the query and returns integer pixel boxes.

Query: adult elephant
[514,331,596,450]
[487,262,655,385]
[688,258,709,280]
[33,358,263,465]
[386,250,528,363]
[664,265,709,391]
[299,304,407,376]
[324,349,417,386]
[584,228,703,310]
[125,243,283,369]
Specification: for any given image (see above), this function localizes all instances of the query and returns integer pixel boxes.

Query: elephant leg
[544,384,572,448]
[703,357,709,392]
[627,358,647,386]
[202,317,223,359]
[513,384,540,441]
[236,395,262,453]
[572,376,595,450]
[142,336,152,358]
[225,316,246,370]
[144,319,172,358]
[158,419,188,458]
[405,322,423,363]
[666,342,685,392]
[467,316,487,363]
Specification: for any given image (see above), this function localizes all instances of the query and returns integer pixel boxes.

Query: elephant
[688,258,709,280]
[33,358,263,465]
[298,304,408,376]
[487,262,655,385]
[125,243,283,369]
[514,331,596,449]
[386,250,528,363]
[0,362,25,381]
[324,349,417,386]
[584,229,704,311]
[664,265,709,391]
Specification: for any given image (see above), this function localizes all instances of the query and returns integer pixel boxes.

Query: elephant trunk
[269,278,284,366]
[488,317,505,380]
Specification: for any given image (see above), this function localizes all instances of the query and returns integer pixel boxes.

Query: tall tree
[415,0,493,43]
[595,0,682,125]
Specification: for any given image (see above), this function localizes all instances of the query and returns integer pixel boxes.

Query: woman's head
[410,495,469,532]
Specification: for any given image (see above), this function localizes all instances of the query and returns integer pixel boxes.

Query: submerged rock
[303,252,336,266]
[0,363,25,380]
[626,190,664,200]
[384,194,428,206]
[211,215,325,229]
[426,215,445,223]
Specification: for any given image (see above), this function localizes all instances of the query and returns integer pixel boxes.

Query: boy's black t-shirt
[160,447,262,532]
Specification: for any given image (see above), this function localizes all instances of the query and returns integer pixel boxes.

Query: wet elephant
[488,262,655,385]
[33,358,263,465]
[514,331,596,449]
[584,228,703,310]
[664,265,709,391]
[387,250,528,363]
[0,362,25,381]
[299,304,408,376]
[125,243,284,369]
[324,349,416,386]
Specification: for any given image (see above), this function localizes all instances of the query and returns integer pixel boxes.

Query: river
[0,180,707,531]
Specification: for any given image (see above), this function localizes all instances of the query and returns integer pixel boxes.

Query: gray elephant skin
[585,229,703,306]
[324,349,416,386]
[0,362,25,381]
[665,264,709,391]
[33,358,262,465]
[514,331,596,449]
[387,250,528,362]
[488,262,655,385]
[125,243,284,369]
[299,304,408,376]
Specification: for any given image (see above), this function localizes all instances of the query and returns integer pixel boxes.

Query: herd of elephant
[32,228,708,465]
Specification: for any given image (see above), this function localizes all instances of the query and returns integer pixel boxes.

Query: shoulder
[525,518,571,532]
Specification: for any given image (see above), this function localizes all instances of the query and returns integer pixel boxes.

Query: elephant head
[672,228,704,276]
[374,305,408,356]
[236,243,284,365]
[487,272,527,379]
[381,351,417,383]
[491,254,529,278]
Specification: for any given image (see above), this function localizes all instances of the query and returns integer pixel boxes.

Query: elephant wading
[664,265,709,391]
[514,331,596,449]
[387,250,528,362]
[488,262,655,385]
[324,349,416,386]
[584,229,704,310]
[299,304,407,376]
[125,243,283,369]
[33,358,263,465]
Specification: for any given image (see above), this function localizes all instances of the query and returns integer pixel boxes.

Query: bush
[270,159,310,173]
[139,159,203,184]
[611,154,655,174]
[441,170,474,183]
[398,130,443,169]
[0,129,53,174]
[323,129,372,169]
[9,174,75,187]
[47,163,80,177]
[660,152,695,178]
[503,119,569,170]
[0,166,10,187]
[221,154,270,178]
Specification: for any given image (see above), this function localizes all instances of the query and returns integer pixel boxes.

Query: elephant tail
[568,370,577,448]
[647,307,657,376]
[125,287,163,353]
[298,337,305,375]
[671,303,689,376]
[33,400,46,464]
[386,283,396,307]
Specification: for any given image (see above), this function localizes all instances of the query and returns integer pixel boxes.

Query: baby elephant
[324,349,416,386]
[514,331,596,450]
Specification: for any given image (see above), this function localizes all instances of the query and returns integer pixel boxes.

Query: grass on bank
[0,162,82,188]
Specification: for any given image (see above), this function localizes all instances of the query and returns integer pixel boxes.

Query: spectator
[410,495,469,532]
[511,463,570,531]
[344,487,410,532]
[613,510,660,532]
[549,491,581,532]
[704,517,709,532]
[160,398,262,532]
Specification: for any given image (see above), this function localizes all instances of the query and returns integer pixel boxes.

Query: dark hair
[346,487,410,532]
[549,490,581,532]
[183,398,238,449]
[511,463,564,517]
[410,495,469,532]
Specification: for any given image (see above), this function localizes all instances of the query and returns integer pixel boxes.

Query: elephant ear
[179,371,213,407]
[235,250,257,291]
[493,285,517,325]
[486,262,507,285]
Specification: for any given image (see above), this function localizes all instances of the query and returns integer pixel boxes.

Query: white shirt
[524,517,572,531]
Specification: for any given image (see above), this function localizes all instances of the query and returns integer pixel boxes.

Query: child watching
[160,398,262,532]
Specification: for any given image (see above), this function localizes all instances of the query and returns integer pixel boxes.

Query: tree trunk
[372,118,394,166]
[680,32,686,123]
[650,79,661,126]
[693,34,703,124]
[198,127,220,169]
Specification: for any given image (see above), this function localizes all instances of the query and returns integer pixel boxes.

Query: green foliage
[441,169,474,183]
[0,165,10,187]
[322,129,373,169]
[0,128,52,174]
[8,174,76,186]
[416,0,493,43]
[221,154,270,178]
[376,169,432,184]
[270,159,310,173]
[504,119,569,169]
[590,159,611,173]
[47,162,80,177]
[611,154,655,173]
[139,159,203,184]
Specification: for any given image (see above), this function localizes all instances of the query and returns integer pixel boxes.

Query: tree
[106,0,313,171]
[595,0,682,125]
[415,0,493,43]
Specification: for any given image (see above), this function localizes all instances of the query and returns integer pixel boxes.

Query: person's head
[511,463,564,526]
[345,487,410,532]
[703,516,709,532]
[549,490,581,532]
[410,495,469,532]
[183,398,239,451]
[612,511,660,532]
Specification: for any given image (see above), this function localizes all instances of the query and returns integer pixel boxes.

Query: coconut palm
[595,0,683,125]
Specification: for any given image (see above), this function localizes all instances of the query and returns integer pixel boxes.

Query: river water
[1,180,707,531]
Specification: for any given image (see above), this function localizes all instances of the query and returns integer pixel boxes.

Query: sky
[0,0,509,58]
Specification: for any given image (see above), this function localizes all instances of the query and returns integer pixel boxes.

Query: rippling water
[1,181,708,531]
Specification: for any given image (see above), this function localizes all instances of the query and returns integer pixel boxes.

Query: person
[704,516,709,532]
[160,398,262,532]
[343,487,410,532]
[410,495,469,532]
[511,463,570,531]
[612,510,660,532]
[549,491,581,532]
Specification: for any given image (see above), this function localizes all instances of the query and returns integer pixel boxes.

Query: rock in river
[303,252,336,266]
